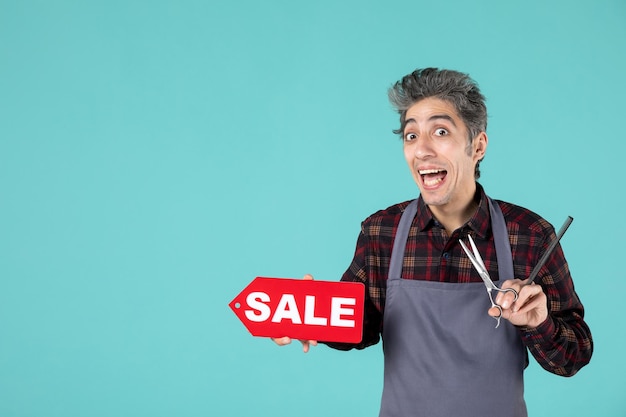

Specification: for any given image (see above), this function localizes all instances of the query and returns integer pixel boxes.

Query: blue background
[1,0,625,416]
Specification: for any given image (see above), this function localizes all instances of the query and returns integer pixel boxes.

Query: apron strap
[389,196,514,282]
[388,199,418,280]
[487,197,514,281]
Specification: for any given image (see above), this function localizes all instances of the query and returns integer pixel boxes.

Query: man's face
[402,97,487,213]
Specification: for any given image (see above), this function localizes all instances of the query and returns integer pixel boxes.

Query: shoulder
[493,198,554,235]
[360,200,413,236]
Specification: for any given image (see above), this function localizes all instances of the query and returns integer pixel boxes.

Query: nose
[412,136,435,160]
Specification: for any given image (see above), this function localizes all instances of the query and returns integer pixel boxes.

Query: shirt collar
[413,183,491,238]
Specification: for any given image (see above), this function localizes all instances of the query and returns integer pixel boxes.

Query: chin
[423,198,450,207]
[420,190,451,208]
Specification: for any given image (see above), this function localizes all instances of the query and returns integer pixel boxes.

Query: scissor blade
[467,235,487,272]
[459,239,498,290]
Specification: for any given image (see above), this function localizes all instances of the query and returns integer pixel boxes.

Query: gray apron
[379,197,527,417]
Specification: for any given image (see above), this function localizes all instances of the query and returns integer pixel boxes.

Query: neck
[429,184,479,235]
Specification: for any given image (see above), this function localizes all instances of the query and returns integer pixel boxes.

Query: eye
[404,132,418,142]
[434,128,448,136]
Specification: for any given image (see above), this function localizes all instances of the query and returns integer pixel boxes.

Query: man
[273,68,593,417]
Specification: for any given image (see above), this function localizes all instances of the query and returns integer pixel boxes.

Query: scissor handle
[494,286,519,302]
[491,305,504,328]
[488,287,519,328]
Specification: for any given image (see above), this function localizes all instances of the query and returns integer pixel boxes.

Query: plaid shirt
[331,184,592,377]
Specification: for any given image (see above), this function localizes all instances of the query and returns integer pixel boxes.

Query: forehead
[404,97,464,126]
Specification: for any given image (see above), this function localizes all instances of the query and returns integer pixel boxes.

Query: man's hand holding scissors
[491,279,548,328]
[461,216,573,329]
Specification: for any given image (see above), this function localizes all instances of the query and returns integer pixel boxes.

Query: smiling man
[274,68,593,417]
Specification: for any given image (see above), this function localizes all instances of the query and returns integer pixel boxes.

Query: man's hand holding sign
[272,274,319,353]
[229,274,365,352]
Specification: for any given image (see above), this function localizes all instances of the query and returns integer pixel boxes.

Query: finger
[495,279,524,308]
[497,291,518,310]
[272,336,292,346]
[488,306,502,318]
[496,288,521,310]
[511,283,544,313]
[303,274,314,280]
[505,283,548,327]
[300,340,318,353]
[512,294,544,316]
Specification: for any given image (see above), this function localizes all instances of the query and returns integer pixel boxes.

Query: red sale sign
[229,277,365,343]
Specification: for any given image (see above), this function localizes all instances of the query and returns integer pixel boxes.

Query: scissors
[459,235,518,328]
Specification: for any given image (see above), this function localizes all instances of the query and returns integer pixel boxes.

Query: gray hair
[388,68,487,178]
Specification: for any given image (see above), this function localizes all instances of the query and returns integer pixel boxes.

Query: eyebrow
[404,114,458,128]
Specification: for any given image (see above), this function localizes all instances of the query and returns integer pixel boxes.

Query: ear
[473,132,488,161]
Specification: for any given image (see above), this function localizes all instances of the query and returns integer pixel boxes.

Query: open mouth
[418,169,447,187]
